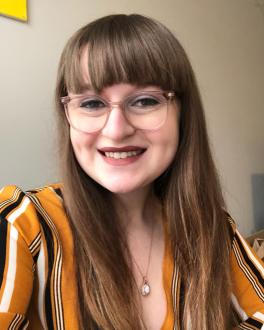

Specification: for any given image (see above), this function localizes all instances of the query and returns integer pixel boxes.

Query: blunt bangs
[61,14,189,95]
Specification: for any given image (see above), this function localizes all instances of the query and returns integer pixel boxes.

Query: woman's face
[69,50,180,195]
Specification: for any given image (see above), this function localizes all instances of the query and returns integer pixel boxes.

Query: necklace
[130,220,155,297]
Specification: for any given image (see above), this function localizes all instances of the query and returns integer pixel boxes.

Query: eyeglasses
[61,90,175,133]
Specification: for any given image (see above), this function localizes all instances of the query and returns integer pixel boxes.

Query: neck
[112,185,162,232]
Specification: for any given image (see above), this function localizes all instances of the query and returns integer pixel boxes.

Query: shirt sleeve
[0,186,41,329]
[230,223,264,329]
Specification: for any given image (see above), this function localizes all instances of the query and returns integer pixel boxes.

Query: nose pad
[100,106,135,139]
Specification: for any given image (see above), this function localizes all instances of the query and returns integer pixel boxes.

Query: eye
[79,97,107,110]
[129,96,160,108]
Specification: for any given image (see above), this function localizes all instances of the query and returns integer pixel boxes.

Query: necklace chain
[130,220,155,297]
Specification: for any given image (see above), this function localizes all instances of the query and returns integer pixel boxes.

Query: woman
[0,14,263,330]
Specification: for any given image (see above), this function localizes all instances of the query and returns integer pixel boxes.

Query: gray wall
[1,0,264,235]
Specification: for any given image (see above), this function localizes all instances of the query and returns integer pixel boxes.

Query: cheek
[159,110,180,156]
[162,131,179,164]
[158,115,180,171]
[69,129,96,162]
[146,123,179,177]
[70,129,83,155]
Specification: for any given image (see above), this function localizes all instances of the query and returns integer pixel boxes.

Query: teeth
[104,150,142,159]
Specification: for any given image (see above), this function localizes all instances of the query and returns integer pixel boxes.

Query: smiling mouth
[98,147,146,159]
[104,150,143,159]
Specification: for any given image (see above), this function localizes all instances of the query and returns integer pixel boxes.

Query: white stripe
[0,187,4,194]
[233,240,264,299]
[22,321,29,330]
[236,230,264,277]
[28,194,64,329]
[241,325,254,330]
[0,187,20,209]
[231,293,248,321]
[254,311,264,322]
[37,240,47,330]
[29,232,41,253]
[10,314,22,330]
[7,197,30,224]
[0,226,18,312]
[49,187,63,202]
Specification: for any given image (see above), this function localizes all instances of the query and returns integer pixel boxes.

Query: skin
[69,47,181,329]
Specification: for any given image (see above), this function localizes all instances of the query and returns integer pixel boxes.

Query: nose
[100,106,135,141]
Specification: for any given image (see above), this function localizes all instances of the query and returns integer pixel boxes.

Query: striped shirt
[0,184,263,329]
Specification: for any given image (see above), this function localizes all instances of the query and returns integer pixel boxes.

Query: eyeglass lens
[65,91,170,132]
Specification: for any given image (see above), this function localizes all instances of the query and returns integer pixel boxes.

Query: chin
[96,179,145,195]
[104,185,138,194]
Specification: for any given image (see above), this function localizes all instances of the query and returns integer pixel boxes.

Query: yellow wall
[0,0,27,21]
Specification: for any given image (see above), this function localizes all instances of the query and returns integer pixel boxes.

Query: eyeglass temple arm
[60,96,71,105]
[167,92,175,99]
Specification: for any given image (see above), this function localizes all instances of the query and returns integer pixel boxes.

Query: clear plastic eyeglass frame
[60,90,175,133]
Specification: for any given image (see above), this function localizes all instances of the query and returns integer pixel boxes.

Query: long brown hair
[55,14,235,329]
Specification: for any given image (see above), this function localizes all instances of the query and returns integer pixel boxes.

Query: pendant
[141,278,151,297]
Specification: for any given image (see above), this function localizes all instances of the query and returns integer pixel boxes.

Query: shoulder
[225,212,236,232]
[26,183,64,214]
[0,184,64,247]
[0,183,62,203]
[222,212,263,272]
[227,214,264,326]
[0,183,63,215]
[223,211,258,255]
